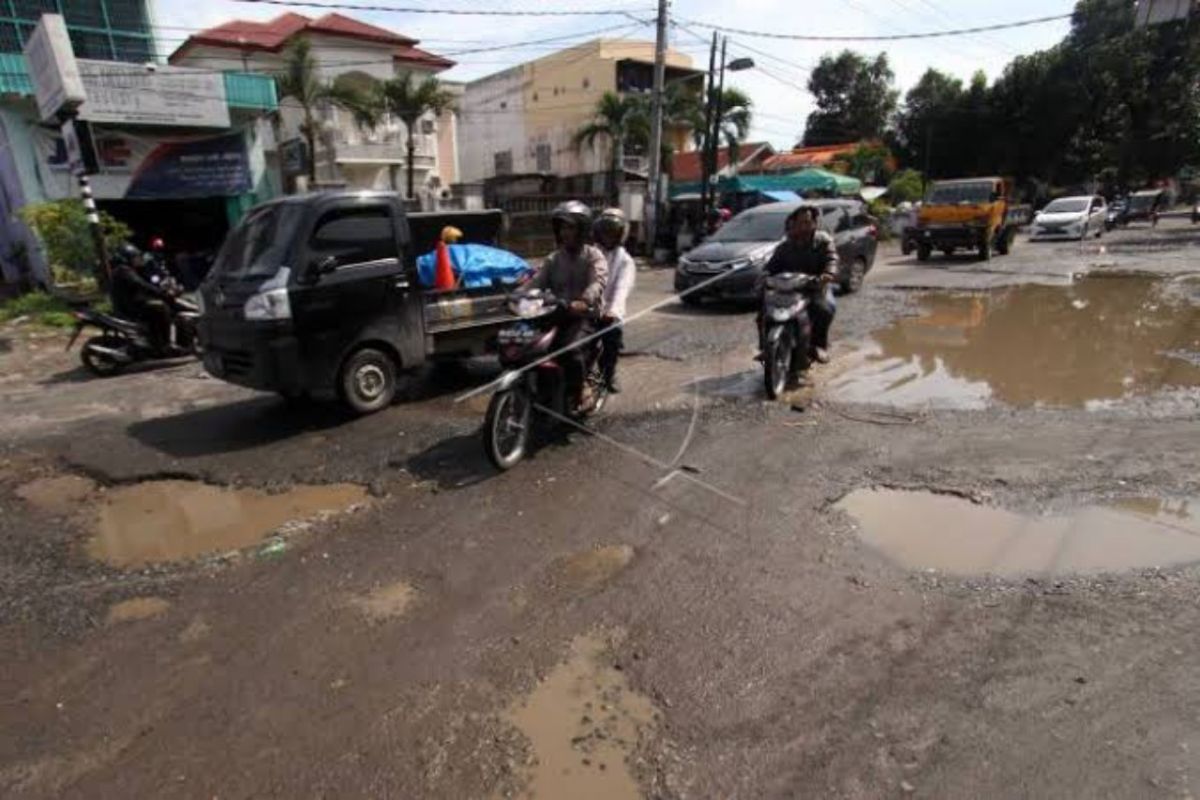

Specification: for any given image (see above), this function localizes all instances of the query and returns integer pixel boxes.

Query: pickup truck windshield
[211,203,304,281]
[926,182,995,205]
[711,211,791,242]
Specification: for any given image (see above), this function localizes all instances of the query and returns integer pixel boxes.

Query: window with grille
[62,0,108,29]
[494,150,513,176]
[535,143,551,173]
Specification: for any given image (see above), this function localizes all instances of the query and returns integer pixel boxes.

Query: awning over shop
[718,169,863,197]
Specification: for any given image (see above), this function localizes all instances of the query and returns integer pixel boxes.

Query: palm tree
[712,87,754,168]
[367,73,457,201]
[575,92,646,205]
[274,39,375,185]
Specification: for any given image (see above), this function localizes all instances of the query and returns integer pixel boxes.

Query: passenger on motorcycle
[759,206,838,364]
[593,207,635,394]
[524,201,608,410]
[109,242,177,353]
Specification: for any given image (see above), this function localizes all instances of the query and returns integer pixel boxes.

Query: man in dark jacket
[110,243,175,352]
[760,205,838,363]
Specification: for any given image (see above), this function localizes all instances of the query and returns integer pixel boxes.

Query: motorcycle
[67,281,201,377]
[760,273,819,400]
[482,290,608,470]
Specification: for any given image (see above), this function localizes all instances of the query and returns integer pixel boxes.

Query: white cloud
[153,0,1074,146]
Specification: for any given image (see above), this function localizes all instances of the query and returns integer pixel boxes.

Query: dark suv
[674,199,878,304]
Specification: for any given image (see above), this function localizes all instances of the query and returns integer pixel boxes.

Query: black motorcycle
[67,283,201,377]
[760,273,819,400]
[482,291,608,470]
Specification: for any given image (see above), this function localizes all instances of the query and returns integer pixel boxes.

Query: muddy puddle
[830,276,1200,409]
[507,633,657,800]
[838,489,1200,577]
[17,474,367,567]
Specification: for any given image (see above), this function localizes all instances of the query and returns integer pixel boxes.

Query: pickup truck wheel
[978,236,992,261]
[840,257,867,294]
[340,347,397,415]
[916,244,932,262]
[996,229,1012,256]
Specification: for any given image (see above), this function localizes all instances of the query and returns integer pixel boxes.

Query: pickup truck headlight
[244,287,291,321]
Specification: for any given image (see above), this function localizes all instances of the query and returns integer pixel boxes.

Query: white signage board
[77,61,231,128]
[23,14,87,122]
[1135,0,1194,26]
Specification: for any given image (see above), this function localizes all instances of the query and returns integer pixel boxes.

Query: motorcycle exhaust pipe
[84,344,134,363]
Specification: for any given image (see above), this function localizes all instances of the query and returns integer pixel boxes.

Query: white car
[1029,195,1107,241]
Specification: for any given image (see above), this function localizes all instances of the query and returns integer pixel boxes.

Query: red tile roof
[170,13,453,70]
[761,142,860,173]
[671,142,773,183]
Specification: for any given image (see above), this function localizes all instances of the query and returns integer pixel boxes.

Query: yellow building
[459,39,699,183]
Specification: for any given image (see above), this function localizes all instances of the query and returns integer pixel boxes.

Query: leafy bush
[0,291,110,329]
[18,200,130,283]
[887,169,925,204]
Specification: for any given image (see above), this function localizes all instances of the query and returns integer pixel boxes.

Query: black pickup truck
[198,191,523,414]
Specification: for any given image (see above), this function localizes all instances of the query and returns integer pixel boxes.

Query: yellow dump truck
[913,177,1024,262]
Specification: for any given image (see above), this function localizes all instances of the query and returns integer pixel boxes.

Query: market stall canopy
[717,169,863,197]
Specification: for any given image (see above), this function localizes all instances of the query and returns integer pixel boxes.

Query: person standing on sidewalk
[594,208,636,393]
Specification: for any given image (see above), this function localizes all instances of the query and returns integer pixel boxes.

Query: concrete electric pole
[644,0,669,258]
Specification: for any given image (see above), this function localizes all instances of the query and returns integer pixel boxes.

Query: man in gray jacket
[760,205,838,363]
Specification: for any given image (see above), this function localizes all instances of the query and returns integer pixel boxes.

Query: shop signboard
[23,14,87,122]
[77,61,230,128]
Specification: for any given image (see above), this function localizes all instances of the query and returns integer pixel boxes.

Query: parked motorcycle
[67,284,201,377]
[760,272,819,400]
[482,291,608,470]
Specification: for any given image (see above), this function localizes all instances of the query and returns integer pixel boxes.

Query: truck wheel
[916,244,932,262]
[340,347,397,415]
[996,229,1011,256]
[978,236,992,261]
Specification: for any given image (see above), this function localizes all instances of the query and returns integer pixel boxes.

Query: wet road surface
[1,222,1199,798]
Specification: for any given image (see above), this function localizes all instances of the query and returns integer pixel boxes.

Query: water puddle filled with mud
[838,489,1200,576]
[507,633,657,800]
[831,276,1200,409]
[18,474,366,567]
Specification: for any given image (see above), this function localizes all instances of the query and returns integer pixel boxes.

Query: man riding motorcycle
[523,201,608,410]
[758,206,838,367]
[594,207,635,394]
[108,242,178,353]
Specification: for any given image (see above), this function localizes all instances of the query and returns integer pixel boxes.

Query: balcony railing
[335,140,436,164]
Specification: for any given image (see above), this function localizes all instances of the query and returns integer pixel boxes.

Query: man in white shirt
[593,208,636,393]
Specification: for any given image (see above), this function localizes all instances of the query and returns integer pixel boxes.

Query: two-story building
[459,39,699,184]
[170,13,460,201]
[0,3,279,287]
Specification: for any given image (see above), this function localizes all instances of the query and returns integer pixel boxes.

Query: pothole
[16,475,98,516]
[837,488,1200,577]
[89,480,367,567]
[107,597,171,624]
[507,633,658,800]
[829,276,1200,409]
[556,545,635,593]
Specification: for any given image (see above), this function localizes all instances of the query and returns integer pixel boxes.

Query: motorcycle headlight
[243,288,291,321]
[769,306,795,322]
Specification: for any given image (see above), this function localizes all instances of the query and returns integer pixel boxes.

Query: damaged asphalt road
[2,224,1200,799]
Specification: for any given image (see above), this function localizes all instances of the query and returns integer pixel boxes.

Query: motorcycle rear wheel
[484,388,532,470]
[81,335,127,377]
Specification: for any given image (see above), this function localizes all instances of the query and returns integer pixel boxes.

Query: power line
[233,0,648,16]
[674,12,1071,42]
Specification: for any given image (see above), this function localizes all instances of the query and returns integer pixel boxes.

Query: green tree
[273,39,376,185]
[19,200,130,286]
[893,68,964,178]
[803,51,898,146]
[832,141,895,183]
[361,73,457,201]
[575,91,646,204]
[887,169,925,203]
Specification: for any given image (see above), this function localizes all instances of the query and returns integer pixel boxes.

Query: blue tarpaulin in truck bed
[417,244,533,289]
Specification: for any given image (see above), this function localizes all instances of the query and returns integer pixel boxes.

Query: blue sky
[153,0,1075,148]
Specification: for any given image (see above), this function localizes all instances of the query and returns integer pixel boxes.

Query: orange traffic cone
[433,239,456,291]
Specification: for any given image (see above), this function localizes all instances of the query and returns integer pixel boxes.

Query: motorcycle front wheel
[81,335,127,377]
[483,388,532,470]
[763,334,791,400]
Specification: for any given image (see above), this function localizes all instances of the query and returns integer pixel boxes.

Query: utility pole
[699,31,718,216]
[923,122,934,187]
[644,0,669,258]
[707,36,728,215]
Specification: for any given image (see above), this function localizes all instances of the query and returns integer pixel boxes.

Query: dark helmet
[593,207,628,244]
[112,242,141,267]
[550,200,593,242]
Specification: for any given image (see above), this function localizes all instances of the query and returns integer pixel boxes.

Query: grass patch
[0,292,109,329]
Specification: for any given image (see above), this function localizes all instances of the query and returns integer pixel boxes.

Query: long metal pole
[76,168,110,290]
[699,31,718,217]
[708,36,728,215]
[644,0,669,257]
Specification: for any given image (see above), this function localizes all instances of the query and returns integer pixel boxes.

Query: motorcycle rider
[109,242,176,354]
[525,201,608,410]
[593,208,635,394]
[759,205,838,365]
